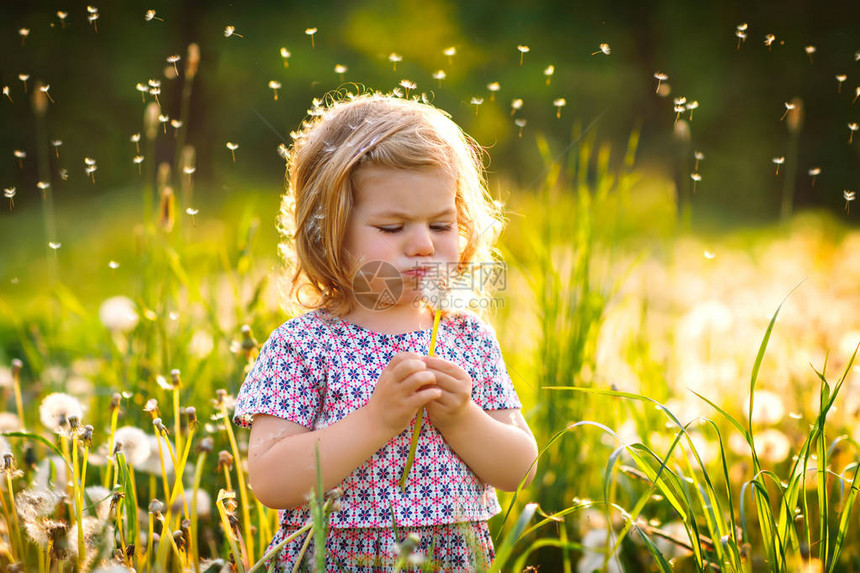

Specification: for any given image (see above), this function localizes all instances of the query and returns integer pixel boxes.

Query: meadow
[1,3,859,572]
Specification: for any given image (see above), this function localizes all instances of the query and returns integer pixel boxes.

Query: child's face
[345,166,460,304]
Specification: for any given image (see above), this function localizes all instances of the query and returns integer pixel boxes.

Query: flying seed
[772,156,785,175]
[553,98,566,118]
[808,167,821,186]
[305,27,317,48]
[510,98,523,116]
[335,65,347,82]
[844,190,856,213]
[226,142,239,162]
[388,53,402,71]
[443,46,456,65]
[517,45,529,65]
[487,82,500,101]
[2,86,11,102]
[268,80,281,100]
[280,47,291,67]
[804,45,815,63]
[400,79,416,98]
[544,65,555,86]
[764,34,776,49]
[433,70,446,88]
[145,10,164,22]
[592,43,610,56]
[224,26,242,38]
[654,72,668,93]
[51,140,62,158]
[849,123,859,144]
[514,118,527,138]
[470,97,483,115]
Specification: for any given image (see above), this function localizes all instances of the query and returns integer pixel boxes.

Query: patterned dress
[233,309,522,572]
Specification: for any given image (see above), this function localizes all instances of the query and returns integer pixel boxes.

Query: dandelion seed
[487,81,500,101]
[37,181,50,197]
[470,97,483,115]
[772,156,785,175]
[13,150,25,168]
[280,47,291,67]
[704,250,716,260]
[443,46,456,65]
[592,43,610,56]
[186,207,199,226]
[853,86,860,104]
[804,45,816,63]
[388,52,402,71]
[654,72,668,93]
[224,25,242,38]
[268,80,281,100]
[4,187,15,210]
[18,28,29,46]
[780,100,796,121]
[57,11,68,28]
[226,142,239,162]
[736,22,748,31]
[59,168,68,181]
[48,139,62,158]
[788,411,802,420]
[844,190,855,213]
[433,70,446,88]
[167,54,181,75]
[690,172,702,193]
[158,114,169,134]
[38,84,54,104]
[334,65,347,82]
[764,34,776,49]
[129,133,141,154]
[553,98,566,118]
[510,98,523,116]
[2,86,11,102]
[735,29,747,50]
[400,79,417,98]
[517,44,529,65]
[133,155,144,175]
[694,150,705,170]
[87,7,100,32]
[848,122,858,144]
[515,118,527,138]
[686,100,699,120]
[108,260,119,270]
[673,97,686,124]
[145,9,163,22]
[305,27,317,47]
[135,82,149,102]
[18,74,29,94]
[808,167,821,186]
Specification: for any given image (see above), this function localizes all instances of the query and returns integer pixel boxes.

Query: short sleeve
[468,315,522,411]
[232,325,324,429]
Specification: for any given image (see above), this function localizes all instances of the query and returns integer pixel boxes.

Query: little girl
[233,93,538,571]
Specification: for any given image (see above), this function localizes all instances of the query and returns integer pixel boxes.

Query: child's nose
[405,225,434,257]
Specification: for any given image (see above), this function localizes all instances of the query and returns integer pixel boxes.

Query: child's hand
[366,352,442,436]
[422,356,474,432]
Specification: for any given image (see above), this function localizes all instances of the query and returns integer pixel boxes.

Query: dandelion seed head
[553,98,566,107]
[14,150,26,159]
[487,81,500,92]
[19,28,30,38]
[268,80,282,90]
[37,181,50,191]
[772,156,785,165]
[836,74,847,83]
[99,296,139,332]
[39,393,84,433]
[18,74,29,82]
[755,428,791,463]
[849,122,859,132]
[113,426,150,466]
[690,173,702,182]
[305,27,317,36]
[226,142,239,151]
[432,70,446,80]
[654,72,669,81]
[170,120,182,129]
[167,54,180,64]
[280,47,290,58]
[694,150,705,161]
[388,52,402,63]
[443,46,456,57]
[48,242,62,250]
[736,23,748,32]
[224,25,238,38]
[145,9,158,21]
[845,190,856,202]
[57,11,68,20]
[750,390,785,425]
[544,65,555,76]
[517,45,530,53]
[511,98,523,111]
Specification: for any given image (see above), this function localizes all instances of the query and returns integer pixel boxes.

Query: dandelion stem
[103,405,120,488]
[145,512,154,573]
[216,490,245,573]
[71,439,85,569]
[246,503,329,573]
[173,387,182,471]
[291,528,315,573]
[400,307,442,491]
[222,403,255,561]
[11,367,25,431]
[154,427,171,502]
[190,449,209,573]
[6,472,24,561]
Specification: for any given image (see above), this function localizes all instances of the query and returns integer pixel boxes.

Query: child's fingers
[386,356,427,381]
[400,369,436,393]
[410,386,443,408]
[422,356,469,378]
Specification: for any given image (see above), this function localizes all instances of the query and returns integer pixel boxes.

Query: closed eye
[430,223,454,231]
[376,226,402,234]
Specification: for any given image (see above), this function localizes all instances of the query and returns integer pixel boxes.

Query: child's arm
[247,352,442,509]
[423,355,538,492]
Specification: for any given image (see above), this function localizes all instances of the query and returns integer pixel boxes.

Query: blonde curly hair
[278,92,505,317]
